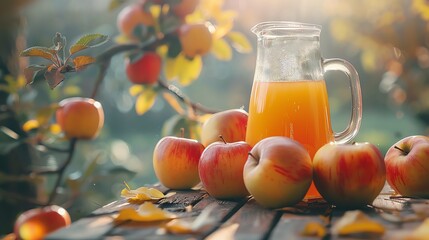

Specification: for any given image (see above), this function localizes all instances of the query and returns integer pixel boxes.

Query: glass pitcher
[245,21,362,199]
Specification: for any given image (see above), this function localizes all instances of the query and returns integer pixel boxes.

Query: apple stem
[248,152,256,160]
[394,145,408,155]
[180,128,185,138]
[219,135,227,144]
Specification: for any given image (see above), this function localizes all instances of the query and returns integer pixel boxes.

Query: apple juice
[246,80,334,199]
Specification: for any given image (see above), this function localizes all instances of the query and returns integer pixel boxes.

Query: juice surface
[245,80,334,198]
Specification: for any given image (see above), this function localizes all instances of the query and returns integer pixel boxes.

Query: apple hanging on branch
[384,135,429,198]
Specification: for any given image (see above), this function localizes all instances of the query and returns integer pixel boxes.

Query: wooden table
[47,185,428,239]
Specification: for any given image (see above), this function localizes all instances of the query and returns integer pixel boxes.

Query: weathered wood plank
[46,215,116,240]
[206,199,278,240]
[268,200,331,240]
[269,212,327,240]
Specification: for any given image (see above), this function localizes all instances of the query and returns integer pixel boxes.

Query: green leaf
[227,31,252,53]
[0,127,21,154]
[20,46,56,62]
[23,65,46,85]
[69,33,109,55]
[167,36,182,58]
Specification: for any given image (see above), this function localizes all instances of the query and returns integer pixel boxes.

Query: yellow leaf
[212,10,236,39]
[120,186,165,204]
[197,113,213,124]
[360,50,377,72]
[162,92,185,115]
[22,119,40,132]
[165,57,179,81]
[211,38,232,61]
[413,0,429,20]
[156,45,168,57]
[227,31,252,53]
[330,19,353,43]
[176,54,202,86]
[16,75,27,89]
[114,34,133,44]
[149,5,161,19]
[115,202,176,222]
[73,56,96,70]
[135,89,157,115]
[185,10,205,24]
[49,123,62,135]
[63,85,81,96]
[129,85,144,96]
[331,210,385,236]
[301,222,326,237]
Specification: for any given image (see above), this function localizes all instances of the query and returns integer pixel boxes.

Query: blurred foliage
[325,0,429,126]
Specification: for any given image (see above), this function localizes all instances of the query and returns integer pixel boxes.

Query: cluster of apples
[153,109,429,209]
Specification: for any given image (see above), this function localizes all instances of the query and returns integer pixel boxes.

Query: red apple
[198,137,251,199]
[200,109,248,147]
[125,52,162,85]
[313,142,386,209]
[243,136,313,209]
[384,135,429,198]
[153,136,205,190]
[56,97,104,140]
[14,205,71,240]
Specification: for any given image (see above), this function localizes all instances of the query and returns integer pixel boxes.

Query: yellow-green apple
[153,136,205,189]
[313,142,386,209]
[243,136,312,209]
[384,135,429,198]
[200,109,248,147]
[14,205,71,240]
[198,137,251,199]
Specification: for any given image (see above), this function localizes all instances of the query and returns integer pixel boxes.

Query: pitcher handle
[323,58,362,144]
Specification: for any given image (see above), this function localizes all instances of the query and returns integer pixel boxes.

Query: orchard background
[1,0,429,235]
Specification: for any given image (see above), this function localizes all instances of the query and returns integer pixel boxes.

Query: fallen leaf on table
[332,210,385,236]
[115,202,176,222]
[301,221,326,237]
[120,186,166,204]
[406,218,429,240]
[164,204,217,234]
